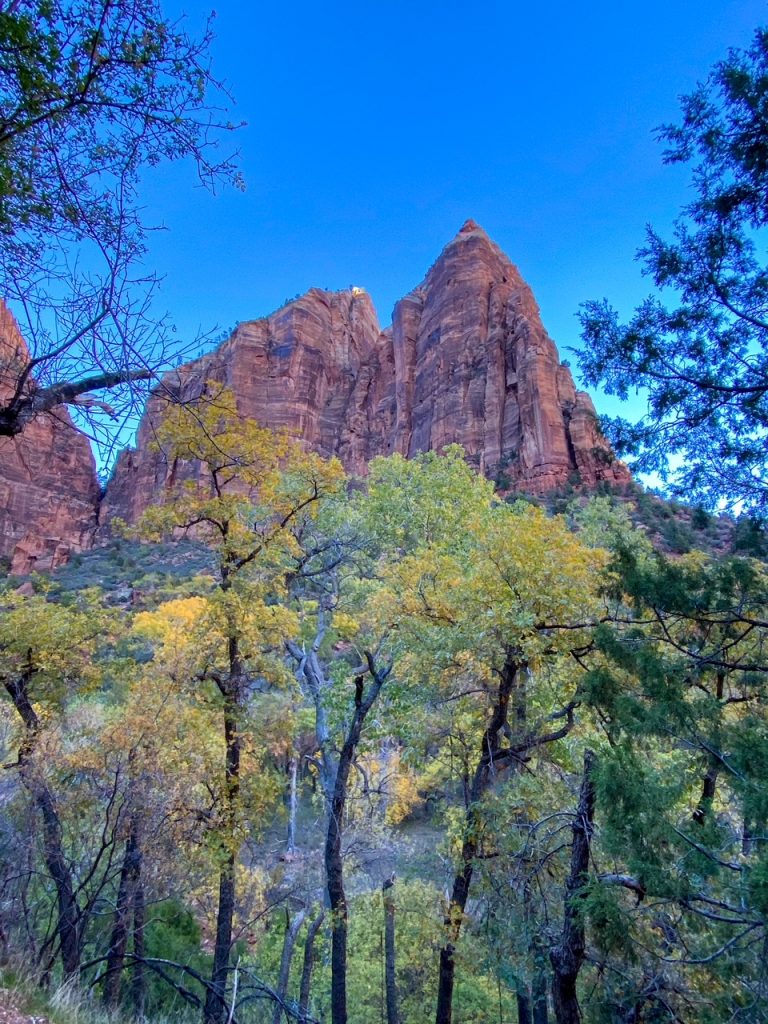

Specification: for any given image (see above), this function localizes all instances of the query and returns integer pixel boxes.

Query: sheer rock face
[99,288,398,528]
[388,220,629,491]
[0,302,100,573]
[102,222,628,528]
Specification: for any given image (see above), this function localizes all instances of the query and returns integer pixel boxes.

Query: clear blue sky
[138,0,764,418]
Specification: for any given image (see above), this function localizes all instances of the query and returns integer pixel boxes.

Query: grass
[0,966,184,1024]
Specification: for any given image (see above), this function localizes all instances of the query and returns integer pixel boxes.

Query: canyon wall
[0,222,630,567]
[0,301,100,573]
[102,220,628,528]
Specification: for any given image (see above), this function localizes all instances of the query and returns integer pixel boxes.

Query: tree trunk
[327,670,388,1024]
[550,750,596,1024]
[272,908,307,1024]
[204,684,241,1024]
[435,853,474,1024]
[532,962,549,1024]
[435,656,519,1024]
[382,877,400,1024]
[5,676,80,979]
[287,753,299,856]
[326,744,353,1024]
[692,761,719,824]
[132,875,146,1021]
[693,671,724,826]
[290,640,390,1024]
[516,984,532,1024]
[204,855,236,1024]
[298,910,324,1024]
[38,788,81,978]
[103,816,142,1007]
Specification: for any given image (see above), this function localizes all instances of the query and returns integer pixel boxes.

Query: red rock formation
[102,221,629,529]
[0,301,100,572]
[389,220,629,490]
[99,288,397,526]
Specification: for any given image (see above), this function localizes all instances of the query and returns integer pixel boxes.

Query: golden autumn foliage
[135,386,345,569]
[0,589,115,703]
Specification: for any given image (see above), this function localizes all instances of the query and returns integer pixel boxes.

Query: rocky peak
[101,223,628,530]
[0,225,631,557]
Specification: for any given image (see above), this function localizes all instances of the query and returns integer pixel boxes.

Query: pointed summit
[98,224,631,539]
[457,217,484,234]
[422,217,520,294]
[448,219,496,249]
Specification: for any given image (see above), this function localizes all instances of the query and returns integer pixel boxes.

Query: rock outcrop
[0,302,100,573]
[99,287,398,526]
[103,221,628,528]
[0,223,631,564]
[387,220,627,489]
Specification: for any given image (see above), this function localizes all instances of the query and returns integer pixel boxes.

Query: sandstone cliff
[102,221,628,528]
[0,301,100,573]
[0,223,630,565]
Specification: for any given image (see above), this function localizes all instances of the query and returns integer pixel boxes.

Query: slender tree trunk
[382,877,400,1024]
[290,639,390,1024]
[37,788,81,978]
[287,753,299,856]
[693,762,720,824]
[532,960,549,1024]
[520,838,549,1024]
[298,910,324,1024]
[523,887,549,1024]
[517,985,532,1024]
[132,877,146,1020]
[104,816,142,1007]
[205,855,236,1024]
[326,670,388,1024]
[694,671,724,825]
[550,750,596,1024]
[326,743,354,1024]
[204,680,242,1024]
[436,850,474,1024]
[5,676,81,979]
[272,908,307,1024]
[435,657,519,1024]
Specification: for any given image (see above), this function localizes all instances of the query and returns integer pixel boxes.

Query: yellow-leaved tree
[133,386,345,1024]
[361,449,608,1024]
[0,588,117,979]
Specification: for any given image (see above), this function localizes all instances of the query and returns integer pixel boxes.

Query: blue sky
[139,0,764,418]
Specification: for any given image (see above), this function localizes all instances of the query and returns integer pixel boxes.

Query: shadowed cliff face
[102,220,629,530]
[0,301,100,573]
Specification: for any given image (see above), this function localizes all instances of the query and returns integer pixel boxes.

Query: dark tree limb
[550,750,597,1024]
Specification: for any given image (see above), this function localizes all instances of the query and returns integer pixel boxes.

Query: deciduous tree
[0,0,241,452]
[135,388,343,1024]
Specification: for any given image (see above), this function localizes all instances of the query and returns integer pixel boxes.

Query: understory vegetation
[1,389,768,1024]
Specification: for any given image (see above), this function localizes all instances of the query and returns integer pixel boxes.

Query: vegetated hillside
[2,474,759,604]
[3,443,767,1024]
[46,538,215,608]
[538,478,762,558]
[27,481,763,609]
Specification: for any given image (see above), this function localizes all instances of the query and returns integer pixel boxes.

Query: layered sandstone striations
[0,302,100,573]
[99,287,398,526]
[388,220,628,488]
[103,221,629,527]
